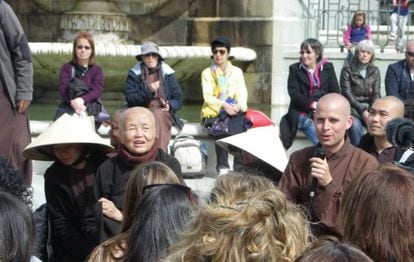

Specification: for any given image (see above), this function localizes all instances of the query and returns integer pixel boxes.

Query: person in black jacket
[23,114,114,261]
[340,40,381,146]
[125,41,183,152]
[281,38,340,149]
[359,96,414,166]
[85,106,184,243]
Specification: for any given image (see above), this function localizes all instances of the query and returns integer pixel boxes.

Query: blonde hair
[210,171,276,205]
[165,187,311,262]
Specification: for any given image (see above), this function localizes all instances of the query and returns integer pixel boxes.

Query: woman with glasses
[281,38,340,149]
[88,162,194,262]
[201,36,248,176]
[125,41,183,152]
[56,32,106,123]
[340,40,381,145]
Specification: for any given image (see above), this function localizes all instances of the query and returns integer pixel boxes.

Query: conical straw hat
[216,125,288,172]
[23,113,114,161]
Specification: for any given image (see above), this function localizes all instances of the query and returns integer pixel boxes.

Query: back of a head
[121,161,181,232]
[0,157,32,207]
[210,172,276,206]
[0,192,34,262]
[295,239,373,262]
[341,163,414,261]
[166,187,310,262]
[124,184,194,262]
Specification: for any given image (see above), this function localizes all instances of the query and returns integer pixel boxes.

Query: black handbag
[207,111,248,138]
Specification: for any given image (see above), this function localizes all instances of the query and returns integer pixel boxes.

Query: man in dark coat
[385,40,414,120]
[359,96,414,166]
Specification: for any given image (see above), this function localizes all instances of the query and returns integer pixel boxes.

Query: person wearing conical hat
[23,114,114,261]
[84,106,184,243]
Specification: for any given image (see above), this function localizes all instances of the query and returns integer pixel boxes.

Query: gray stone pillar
[271,0,315,122]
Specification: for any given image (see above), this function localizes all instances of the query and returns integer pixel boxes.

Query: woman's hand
[160,98,170,111]
[70,97,86,114]
[150,80,160,91]
[222,102,240,116]
[99,198,123,222]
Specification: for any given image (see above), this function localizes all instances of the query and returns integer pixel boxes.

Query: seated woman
[341,163,414,261]
[88,179,195,261]
[23,114,114,261]
[56,31,108,126]
[0,192,37,262]
[166,173,311,261]
[125,41,183,152]
[340,40,381,145]
[201,37,248,175]
[281,38,340,149]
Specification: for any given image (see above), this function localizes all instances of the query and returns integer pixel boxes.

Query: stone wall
[11,0,274,107]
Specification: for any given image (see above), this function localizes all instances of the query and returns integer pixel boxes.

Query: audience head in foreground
[295,238,373,262]
[341,163,414,262]
[0,192,35,262]
[166,174,311,262]
[89,175,193,262]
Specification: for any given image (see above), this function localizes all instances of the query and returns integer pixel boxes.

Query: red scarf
[117,140,159,168]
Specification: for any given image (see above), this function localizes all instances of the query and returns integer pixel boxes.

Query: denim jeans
[297,114,319,145]
[348,116,365,146]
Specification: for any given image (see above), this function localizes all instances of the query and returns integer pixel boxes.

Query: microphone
[386,118,414,149]
[310,146,326,199]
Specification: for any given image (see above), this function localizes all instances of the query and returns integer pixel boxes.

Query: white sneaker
[218,168,230,176]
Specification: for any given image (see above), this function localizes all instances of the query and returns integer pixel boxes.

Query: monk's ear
[345,116,353,130]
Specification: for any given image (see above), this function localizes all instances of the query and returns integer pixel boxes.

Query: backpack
[170,135,207,177]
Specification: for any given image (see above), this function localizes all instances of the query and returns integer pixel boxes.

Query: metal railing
[299,0,413,52]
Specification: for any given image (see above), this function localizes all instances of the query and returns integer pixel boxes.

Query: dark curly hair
[0,157,32,207]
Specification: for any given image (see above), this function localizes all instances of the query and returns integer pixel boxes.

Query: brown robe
[279,139,378,238]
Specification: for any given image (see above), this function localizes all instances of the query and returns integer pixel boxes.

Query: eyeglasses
[76,45,91,50]
[300,50,312,55]
[213,49,227,55]
[142,183,193,203]
[406,51,414,57]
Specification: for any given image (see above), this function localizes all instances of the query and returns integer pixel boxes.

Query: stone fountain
[17,0,266,106]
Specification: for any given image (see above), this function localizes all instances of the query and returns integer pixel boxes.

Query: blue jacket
[385,60,413,100]
[125,62,183,129]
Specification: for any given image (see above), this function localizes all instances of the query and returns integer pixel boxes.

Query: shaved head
[120,107,156,155]
[368,96,405,138]
[373,96,405,118]
[120,107,155,132]
[314,93,352,154]
[316,93,351,118]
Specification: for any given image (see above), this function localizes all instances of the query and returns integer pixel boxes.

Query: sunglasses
[76,45,91,50]
[213,49,227,55]
[406,51,414,57]
[142,183,193,203]
[300,50,312,55]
